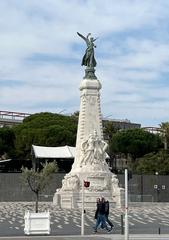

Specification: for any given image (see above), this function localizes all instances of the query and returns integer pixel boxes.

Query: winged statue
[77,32,98,68]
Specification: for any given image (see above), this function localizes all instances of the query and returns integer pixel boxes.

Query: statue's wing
[77,32,87,42]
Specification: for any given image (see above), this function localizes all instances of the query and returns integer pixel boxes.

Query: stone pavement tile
[1,235,169,240]
[1,202,169,236]
[0,236,114,240]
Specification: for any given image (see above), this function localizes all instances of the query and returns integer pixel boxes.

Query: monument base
[53,168,124,209]
[53,190,124,209]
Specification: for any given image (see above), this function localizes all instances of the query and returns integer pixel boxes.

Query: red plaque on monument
[84,181,90,188]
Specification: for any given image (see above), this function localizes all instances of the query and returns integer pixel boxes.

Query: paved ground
[0,202,169,237]
[0,235,169,240]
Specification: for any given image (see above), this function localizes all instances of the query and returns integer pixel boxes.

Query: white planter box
[24,210,50,235]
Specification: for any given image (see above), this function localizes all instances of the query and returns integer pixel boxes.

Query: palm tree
[160,122,169,150]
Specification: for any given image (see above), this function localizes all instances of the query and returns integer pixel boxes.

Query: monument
[53,32,124,208]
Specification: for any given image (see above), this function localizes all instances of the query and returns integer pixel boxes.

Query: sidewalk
[0,234,169,240]
[0,202,169,238]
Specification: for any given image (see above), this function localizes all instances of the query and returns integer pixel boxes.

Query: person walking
[93,197,111,233]
[94,197,100,221]
[105,200,114,231]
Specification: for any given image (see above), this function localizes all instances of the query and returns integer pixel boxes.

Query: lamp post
[140,173,143,202]
[125,169,129,240]
[155,172,160,202]
[81,180,84,236]
[81,180,90,235]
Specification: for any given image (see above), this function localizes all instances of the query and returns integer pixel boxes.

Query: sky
[1,0,169,127]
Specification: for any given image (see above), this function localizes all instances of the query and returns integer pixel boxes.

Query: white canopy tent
[0,159,12,163]
[32,145,75,159]
[32,145,109,159]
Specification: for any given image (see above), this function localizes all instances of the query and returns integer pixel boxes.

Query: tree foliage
[103,121,118,160]
[1,112,169,175]
[0,127,15,158]
[136,150,169,174]
[110,128,162,161]
[160,122,169,149]
[111,129,162,159]
[103,120,118,141]
[13,112,77,159]
[22,161,57,212]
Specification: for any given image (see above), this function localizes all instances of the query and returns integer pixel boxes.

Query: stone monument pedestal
[53,170,124,209]
[53,74,124,209]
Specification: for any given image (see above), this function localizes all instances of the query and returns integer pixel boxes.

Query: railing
[0,110,30,126]
[0,110,30,120]
[129,194,154,202]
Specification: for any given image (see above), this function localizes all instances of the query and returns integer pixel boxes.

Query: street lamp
[140,173,143,202]
[155,172,160,202]
[125,169,129,240]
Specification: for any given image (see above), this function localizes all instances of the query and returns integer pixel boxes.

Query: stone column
[71,77,103,171]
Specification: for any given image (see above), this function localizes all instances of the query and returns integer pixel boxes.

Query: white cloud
[1,0,169,126]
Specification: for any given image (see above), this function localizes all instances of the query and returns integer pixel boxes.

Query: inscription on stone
[88,177,104,186]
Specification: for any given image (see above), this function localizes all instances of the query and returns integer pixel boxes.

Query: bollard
[121,214,124,235]
[158,227,161,235]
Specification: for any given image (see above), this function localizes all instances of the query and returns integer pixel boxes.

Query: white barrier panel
[24,210,50,235]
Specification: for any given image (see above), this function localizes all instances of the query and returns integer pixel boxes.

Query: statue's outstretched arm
[93,37,98,42]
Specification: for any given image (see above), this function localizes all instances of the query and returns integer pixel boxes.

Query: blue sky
[1,0,169,127]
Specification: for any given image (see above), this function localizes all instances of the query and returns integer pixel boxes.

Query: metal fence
[0,173,169,202]
[118,174,169,202]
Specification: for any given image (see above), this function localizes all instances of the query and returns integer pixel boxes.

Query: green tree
[13,112,77,159]
[0,127,15,158]
[71,111,79,118]
[22,162,57,212]
[160,122,169,150]
[103,121,118,141]
[110,128,162,171]
[102,121,118,170]
[136,150,169,174]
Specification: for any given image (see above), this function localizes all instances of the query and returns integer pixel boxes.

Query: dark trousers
[94,213,109,231]
[105,214,114,227]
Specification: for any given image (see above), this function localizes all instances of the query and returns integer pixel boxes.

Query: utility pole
[81,180,90,235]
[125,169,129,240]
[81,179,84,235]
